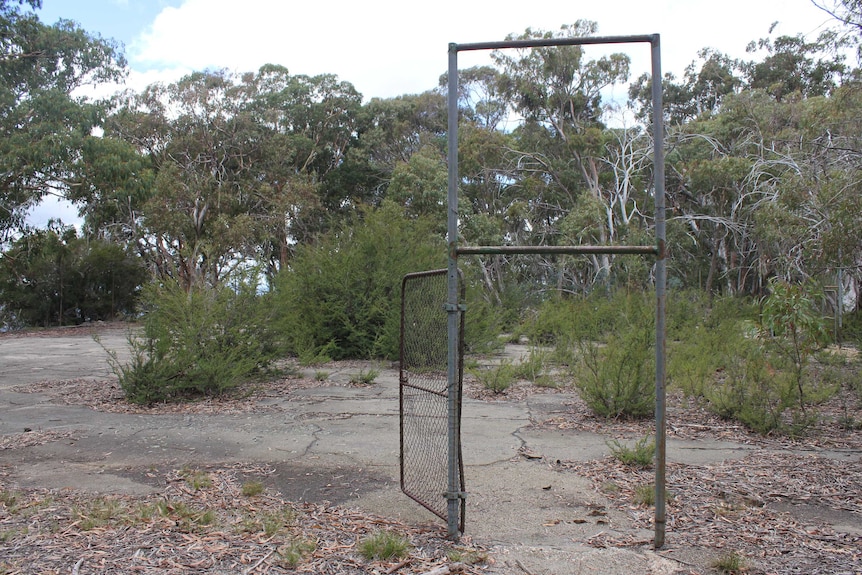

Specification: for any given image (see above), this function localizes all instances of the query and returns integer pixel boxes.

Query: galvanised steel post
[445,42,462,541]
[651,34,668,550]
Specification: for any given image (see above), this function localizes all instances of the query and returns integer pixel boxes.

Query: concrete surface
[0,325,766,574]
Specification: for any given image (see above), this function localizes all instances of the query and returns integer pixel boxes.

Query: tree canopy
[2,7,862,343]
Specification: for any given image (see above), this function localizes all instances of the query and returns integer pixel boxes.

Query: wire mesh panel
[400,269,464,531]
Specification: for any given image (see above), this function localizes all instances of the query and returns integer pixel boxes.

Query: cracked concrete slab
[0,326,771,574]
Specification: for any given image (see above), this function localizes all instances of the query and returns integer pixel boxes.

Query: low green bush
[571,293,655,419]
[106,278,277,404]
[703,337,787,434]
[511,346,553,383]
[607,435,655,468]
[471,361,517,394]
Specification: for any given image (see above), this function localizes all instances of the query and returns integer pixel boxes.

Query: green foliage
[668,296,792,434]
[75,496,127,531]
[180,468,212,491]
[607,435,655,468]
[512,346,556,387]
[237,505,295,537]
[668,289,841,435]
[471,361,517,394]
[273,201,444,361]
[761,279,830,413]
[278,538,317,568]
[575,328,655,419]
[570,292,656,419]
[446,548,488,565]
[358,530,410,561]
[108,278,277,404]
[703,336,788,434]
[349,368,380,385]
[241,481,264,497]
[840,309,862,344]
[154,499,216,532]
[521,290,632,348]
[461,267,508,355]
[633,483,656,507]
[0,1,126,238]
[668,295,759,397]
[712,551,745,574]
[0,226,146,327]
[514,290,657,417]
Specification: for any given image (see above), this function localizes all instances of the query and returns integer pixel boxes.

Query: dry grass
[0,464,486,574]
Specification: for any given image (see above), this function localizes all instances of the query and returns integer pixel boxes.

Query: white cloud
[126,0,837,100]
[26,195,82,230]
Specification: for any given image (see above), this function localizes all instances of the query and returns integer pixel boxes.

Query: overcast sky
[38,0,839,101]
[28,0,840,227]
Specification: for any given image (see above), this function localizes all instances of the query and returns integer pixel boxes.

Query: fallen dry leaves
[5,331,862,575]
[0,464,488,575]
[562,451,861,575]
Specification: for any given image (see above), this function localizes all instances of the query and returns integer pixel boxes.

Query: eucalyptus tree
[812,0,862,61]
[336,90,449,219]
[741,29,848,101]
[489,21,632,293]
[0,0,125,240]
[101,66,363,288]
[629,48,741,124]
[743,84,862,298]
[106,70,261,289]
[239,64,363,277]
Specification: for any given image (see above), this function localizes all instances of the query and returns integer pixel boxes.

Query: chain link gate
[399,269,465,532]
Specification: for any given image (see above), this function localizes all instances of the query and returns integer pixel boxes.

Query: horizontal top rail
[452,34,658,53]
[456,245,658,256]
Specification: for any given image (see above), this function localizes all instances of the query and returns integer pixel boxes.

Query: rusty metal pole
[445,42,462,541]
[651,34,668,550]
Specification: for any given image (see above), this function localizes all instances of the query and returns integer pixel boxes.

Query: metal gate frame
[444,35,668,546]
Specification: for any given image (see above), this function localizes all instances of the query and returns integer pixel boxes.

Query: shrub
[522,290,628,347]
[633,483,655,507]
[278,538,317,568]
[241,481,264,497]
[471,361,517,394]
[350,368,380,385]
[180,468,212,491]
[703,336,787,434]
[0,226,146,327]
[761,279,830,413]
[607,435,655,468]
[272,201,444,361]
[107,277,278,404]
[572,294,655,418]
[511,346,553,384]
[668,293,839,436]
[712,551,745,573]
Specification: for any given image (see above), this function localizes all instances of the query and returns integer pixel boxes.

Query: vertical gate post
[651,34,668,550]
[445,42,462,541]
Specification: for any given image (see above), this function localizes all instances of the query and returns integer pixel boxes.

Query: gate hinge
[443,303,467,312]
[444,490,468,500]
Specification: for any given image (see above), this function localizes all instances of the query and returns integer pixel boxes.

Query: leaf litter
[0,464,488,574]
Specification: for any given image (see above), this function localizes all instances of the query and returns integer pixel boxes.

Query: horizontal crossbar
[456,245,658,256]
[453,34,658,53]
